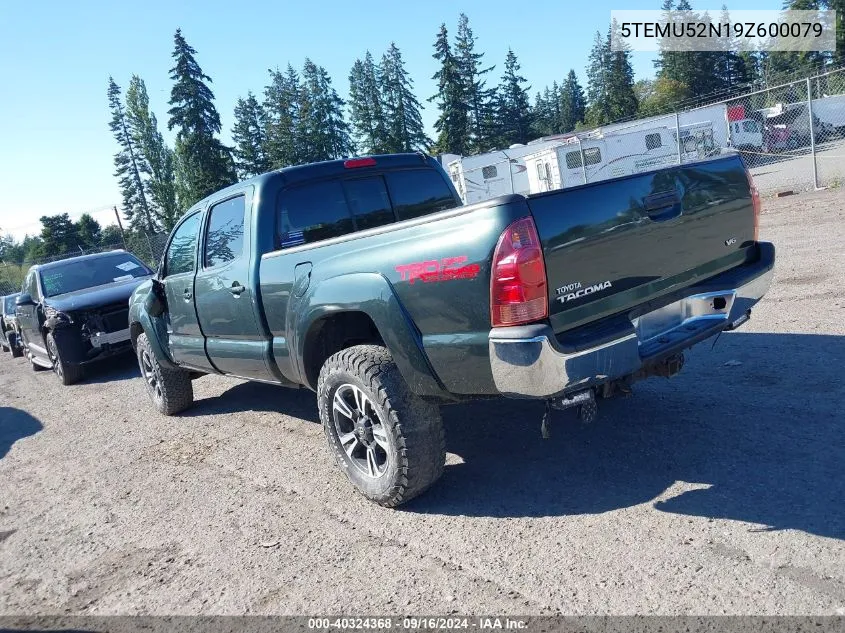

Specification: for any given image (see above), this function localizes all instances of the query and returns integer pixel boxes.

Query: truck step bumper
[489,242,775,399]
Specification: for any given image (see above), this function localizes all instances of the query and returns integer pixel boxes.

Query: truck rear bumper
[489,242,775,399]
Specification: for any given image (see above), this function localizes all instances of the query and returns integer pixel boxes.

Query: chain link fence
[519,67,845,199]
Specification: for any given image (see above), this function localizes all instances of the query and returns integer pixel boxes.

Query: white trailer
[446,140,569,204]
[525,126,708,194]
[811,94,845,134]
[591,103,762,152]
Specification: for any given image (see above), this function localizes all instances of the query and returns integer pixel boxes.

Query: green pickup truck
[129,152,774,506]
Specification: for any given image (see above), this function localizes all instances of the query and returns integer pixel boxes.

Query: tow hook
[541,389,598,438]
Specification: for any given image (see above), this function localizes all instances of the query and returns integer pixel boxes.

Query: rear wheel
[317,344,445,507]
[46,331,84,385]
[137,332,193,415]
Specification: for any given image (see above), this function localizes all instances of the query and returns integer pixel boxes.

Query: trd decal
[395,256,481,284]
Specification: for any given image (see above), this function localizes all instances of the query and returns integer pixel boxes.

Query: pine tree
[495,49,533,146]
[585,31,613,125]
[560,70,586,132]
[455,13,496,152]
[75,214,102,250]
[232,92,271,178]
[380,43,430,152]
[430,24,470,155]
[717,5,750,91]
[167,28,236,208]
[607,21,639,121]
[654,1,722,101]
[264,65,301,168]
[298,59,354,162]
[38,214,78,257]
[125,75,180,231]
[348,52,390,154]
[532,83,562,137]
[107,77,155,233]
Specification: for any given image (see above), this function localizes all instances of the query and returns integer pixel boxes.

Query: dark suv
[16,250,153,384]
[1,293,23,357]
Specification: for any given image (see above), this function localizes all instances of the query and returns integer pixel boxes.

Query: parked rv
[447,140,564,204]
[525,126,708,194]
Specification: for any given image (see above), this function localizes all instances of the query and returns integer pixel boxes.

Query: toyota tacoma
[128,152,774,506]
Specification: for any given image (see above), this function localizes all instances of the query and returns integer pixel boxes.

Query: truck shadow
[182,380,319,423]
[0,406,43,460]
[408,332,844,540]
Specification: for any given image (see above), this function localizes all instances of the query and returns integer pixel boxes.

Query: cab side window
[278,181,354,248]
[165,213,202,277]
[204,196,246,268]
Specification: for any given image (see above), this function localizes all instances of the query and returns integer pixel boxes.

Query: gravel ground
[0,189,844,616]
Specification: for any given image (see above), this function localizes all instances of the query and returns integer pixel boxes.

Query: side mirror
[16,294,33,307]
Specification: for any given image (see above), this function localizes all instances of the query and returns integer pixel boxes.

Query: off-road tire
[137,332,193,415]
[317,344,445,507]
[46,332,85,386]
[8,333,23,358]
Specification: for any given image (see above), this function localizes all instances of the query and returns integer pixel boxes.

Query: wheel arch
[296,273,450,400]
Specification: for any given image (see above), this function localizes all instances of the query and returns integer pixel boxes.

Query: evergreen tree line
[104,2,845,235]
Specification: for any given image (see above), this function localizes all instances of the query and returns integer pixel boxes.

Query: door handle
[183,288,192,301]
[229,282,246,296]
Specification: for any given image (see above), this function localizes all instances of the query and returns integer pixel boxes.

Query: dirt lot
[1,189,844,616]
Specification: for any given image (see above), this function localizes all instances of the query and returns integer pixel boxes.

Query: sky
[0,0,776,240]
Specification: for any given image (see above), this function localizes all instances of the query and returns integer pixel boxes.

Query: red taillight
[344,157,377,169]
[490,216,548,327]
[746,169,761,241]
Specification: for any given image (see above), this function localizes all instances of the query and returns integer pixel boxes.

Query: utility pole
[113,206,128,250]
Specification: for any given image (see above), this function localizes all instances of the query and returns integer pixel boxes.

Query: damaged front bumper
[49,307,132,366]
[489,242,775,399]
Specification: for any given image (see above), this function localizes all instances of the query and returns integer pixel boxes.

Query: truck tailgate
[527,154,758,333]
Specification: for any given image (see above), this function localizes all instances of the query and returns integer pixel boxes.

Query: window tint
[482,165,498,179]
[165,213,201,276]
[204,195,245,268]
[279,181,354,248]
[743,120,758,133]
[645,133,662,150]
[344,178,394,230]
[385,169,458,221]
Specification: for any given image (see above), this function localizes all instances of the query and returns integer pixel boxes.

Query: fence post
[675,112,682,165]
[806,77,819,190]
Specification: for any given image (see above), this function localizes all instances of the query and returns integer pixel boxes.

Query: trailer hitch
[541,388,598,438]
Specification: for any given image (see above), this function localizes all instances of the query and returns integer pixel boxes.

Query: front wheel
[137,332,193,415]
[46,332,84,385]
[317,344,445,507]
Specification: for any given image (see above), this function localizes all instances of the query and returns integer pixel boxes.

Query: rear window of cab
[277,168,458,248]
